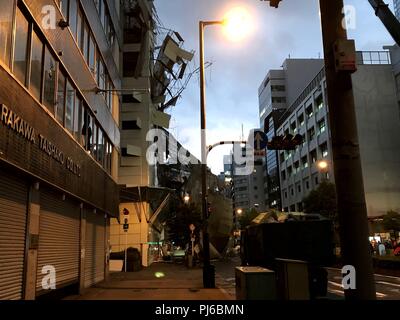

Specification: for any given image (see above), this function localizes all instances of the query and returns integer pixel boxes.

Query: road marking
[328,281,343,288]
[328,282,387,298]
[327,268,400,280]
[376,281,400,288]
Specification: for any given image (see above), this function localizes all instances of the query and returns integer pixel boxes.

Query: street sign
[253,130,268,151]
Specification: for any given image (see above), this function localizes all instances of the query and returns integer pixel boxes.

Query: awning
[120,186,175,232]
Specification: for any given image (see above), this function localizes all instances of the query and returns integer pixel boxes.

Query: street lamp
[199,7,252,288]
[236,208,243,215]
[317,160,329,181]
[183,194,190,204]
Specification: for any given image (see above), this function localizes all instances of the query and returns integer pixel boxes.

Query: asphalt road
[213,257,400,300]
[326,268,400,300]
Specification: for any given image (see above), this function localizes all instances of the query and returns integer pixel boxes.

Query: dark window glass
[30,31,43,100]
[98,129,104,165]
[89,33,96,73]
[59,0,69,19]
[83,22,89,61]
[73,96,82,142]
[69,0,78,38]
[56,72,66,124]
[13,8,29,84]
[77,8,83,48]
[43,47,56,112]
[65,80,75,133]
[91,120,97,157]
[0,0,14,67]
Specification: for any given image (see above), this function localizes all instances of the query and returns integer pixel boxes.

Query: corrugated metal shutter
[0,172,28,300]
[36,189,80,294]
[84,210,105,288]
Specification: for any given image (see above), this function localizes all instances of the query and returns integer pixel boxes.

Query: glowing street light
[183,194,190,203]
[236,208,243,215]
[318,160,329,171]
[199,6,254,289]
[222,7,254,42]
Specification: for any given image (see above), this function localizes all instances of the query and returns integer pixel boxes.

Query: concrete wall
[352,64,400,215]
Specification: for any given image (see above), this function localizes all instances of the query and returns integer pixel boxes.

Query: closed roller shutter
[36,189,80,294]
[84,210,105,288]
[0,172,28,300]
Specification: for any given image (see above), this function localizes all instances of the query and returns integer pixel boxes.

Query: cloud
[155,0,394,174]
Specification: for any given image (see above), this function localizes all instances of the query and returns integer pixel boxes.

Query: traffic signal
[269,0,282,8]
[123,208,130,215]
[267,134,303,150]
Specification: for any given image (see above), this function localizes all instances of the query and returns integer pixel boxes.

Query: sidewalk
[65,262,234,300]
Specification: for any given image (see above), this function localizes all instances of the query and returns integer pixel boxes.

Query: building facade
[278,50,400,216]
[110,0,194,267]
[0,0,121,299]
[394,0,400,20]
[258,59,324,211]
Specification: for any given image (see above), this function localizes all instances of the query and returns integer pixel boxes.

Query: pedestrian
[378,242,386,256]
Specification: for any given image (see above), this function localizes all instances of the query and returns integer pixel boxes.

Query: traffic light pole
[319,0,376,299]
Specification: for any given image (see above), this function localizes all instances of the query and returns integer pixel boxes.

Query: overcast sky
[154,0,394,175]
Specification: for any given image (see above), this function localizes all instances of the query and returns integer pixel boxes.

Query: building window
[290,122,297,133]
[287,166,293,177]
[298,113,305,126]
[310,149,317,163]
[65,80,75,133]
[291,188,294,196]
[29,30,44,100]
[271,85,285,92]
[74,96,83,142]
[58,0,69,19]
[315,94,323,110]
[318,119,326,134]
[91,120,98,157]
[43,47,56,113]
[281,170,286,181]
[305,180,310,190]
[56,72,66,124]
[272,96,286,104]
[69,0,78,38]
[13,8,29,84]
[88,33,96,74]
[97,128,105,165]
[320,143,329,158]
[315,176,319,186]
[0,0,14,67]
[306,104,313,118]
[294,161,300,174]
[297,184,301,193]
[308,126,315,141]
[302,156,308,169]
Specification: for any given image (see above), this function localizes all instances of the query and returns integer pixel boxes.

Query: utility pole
[319,0,376,299]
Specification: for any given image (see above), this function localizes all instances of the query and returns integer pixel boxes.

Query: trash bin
[235,266,276,300]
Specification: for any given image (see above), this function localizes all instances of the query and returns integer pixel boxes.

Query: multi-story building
[278,50,400,216]
[258,59,324,211]
[231,144,266,213]
[110,0,194,267]
[394,0,400,20]
[0,0,121,299]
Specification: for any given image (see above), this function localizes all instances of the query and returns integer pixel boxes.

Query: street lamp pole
[199,20,223,288]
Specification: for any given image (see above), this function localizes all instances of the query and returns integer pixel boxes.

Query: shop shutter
[84,210,105,288]
[36,189,80,294]
[0,172,28,300]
